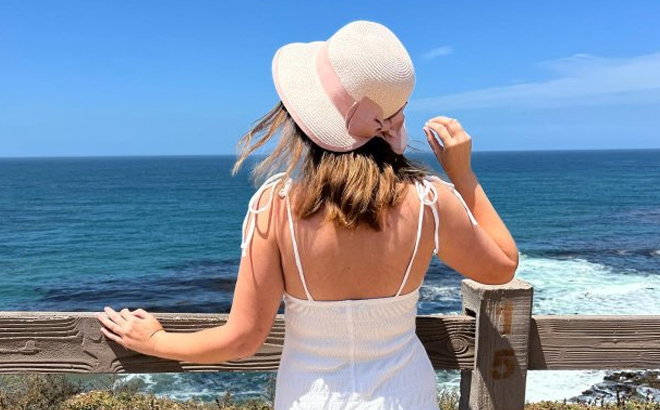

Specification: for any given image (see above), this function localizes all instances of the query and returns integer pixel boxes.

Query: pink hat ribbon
[316,42,408,154]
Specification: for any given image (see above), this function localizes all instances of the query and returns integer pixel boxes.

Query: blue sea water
[1,149,659,403]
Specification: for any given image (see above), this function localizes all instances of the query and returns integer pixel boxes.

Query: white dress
[240,172,478,410]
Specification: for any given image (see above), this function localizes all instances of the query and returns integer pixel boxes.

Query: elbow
[496,266,516,285]
[241,340,262,360]
[492,250,520,285]
[195,336,259,365]
[479,258,518,285]
[481,270,515,285]
[239,332,266,360]
[223,337,260,362]
[225,325,265,362]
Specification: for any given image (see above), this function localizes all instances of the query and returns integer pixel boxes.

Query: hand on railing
[96,306,165,356]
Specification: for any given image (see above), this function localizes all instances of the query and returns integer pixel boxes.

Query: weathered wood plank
[460,278,533,410]
[0,312,281,373]
[0,312,476,374]
[530,315,660,370]
[3,310,660,375]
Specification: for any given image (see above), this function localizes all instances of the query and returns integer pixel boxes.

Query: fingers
[427,116,470,141]
[428,116,463,132]
[97,311,123,336]
[97,306,134,336]
[425,121,453,146]
[120,308,133,322]
[99,326,125,347]
[423,126,443,156]
[104,306,127,325]
[132,308,149,319]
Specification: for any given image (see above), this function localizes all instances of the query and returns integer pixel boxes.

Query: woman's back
[278,179,445,302]
[278,180,434,301]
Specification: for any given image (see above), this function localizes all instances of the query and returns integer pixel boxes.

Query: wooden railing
[1,278,659,410]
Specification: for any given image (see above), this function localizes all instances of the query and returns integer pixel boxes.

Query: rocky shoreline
[573,370,660,404]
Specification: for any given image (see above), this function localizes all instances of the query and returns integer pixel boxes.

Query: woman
[97,20,519,409]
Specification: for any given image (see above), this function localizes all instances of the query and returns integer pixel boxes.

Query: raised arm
[424,117,519,284]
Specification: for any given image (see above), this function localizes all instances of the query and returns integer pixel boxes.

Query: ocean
[1,149,659,403]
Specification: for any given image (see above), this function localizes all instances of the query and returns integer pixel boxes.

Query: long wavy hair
[232,102,435,231]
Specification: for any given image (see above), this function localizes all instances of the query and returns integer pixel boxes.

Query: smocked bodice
[282,287,421,351]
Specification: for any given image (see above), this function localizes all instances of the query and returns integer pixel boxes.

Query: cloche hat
[272,20,415,155]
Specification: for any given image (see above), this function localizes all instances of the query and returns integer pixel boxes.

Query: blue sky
[1,1,659,157]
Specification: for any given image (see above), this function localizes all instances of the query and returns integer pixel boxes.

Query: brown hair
[232,102,434,231]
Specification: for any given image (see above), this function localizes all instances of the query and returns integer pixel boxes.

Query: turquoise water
[1,149,659,402]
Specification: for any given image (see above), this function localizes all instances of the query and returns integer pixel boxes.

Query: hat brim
[272,41,408,153]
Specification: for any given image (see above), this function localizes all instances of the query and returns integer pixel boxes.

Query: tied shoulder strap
[426,175,479,226]
[414,179,441,255]
[240,172,288,257]
[418,175,478,256]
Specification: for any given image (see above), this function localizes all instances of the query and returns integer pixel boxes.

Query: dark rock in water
[572,370,660,403]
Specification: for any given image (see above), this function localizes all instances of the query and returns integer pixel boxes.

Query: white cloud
[409,52,660,111]
[422,46,453,59]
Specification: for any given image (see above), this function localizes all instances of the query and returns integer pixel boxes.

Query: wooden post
[459,278,533,410]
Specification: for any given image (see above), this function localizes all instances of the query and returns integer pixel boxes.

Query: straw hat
[272,20,415,154]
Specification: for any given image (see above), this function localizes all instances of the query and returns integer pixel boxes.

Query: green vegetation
[0,374,658,410]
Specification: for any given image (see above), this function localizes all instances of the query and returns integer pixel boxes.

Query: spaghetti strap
[280,179,315,301]
[395,179,439,296]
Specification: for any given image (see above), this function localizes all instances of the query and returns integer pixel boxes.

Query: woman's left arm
[97,186,285,364]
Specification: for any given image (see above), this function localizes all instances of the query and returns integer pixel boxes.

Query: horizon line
[1,146,659,160]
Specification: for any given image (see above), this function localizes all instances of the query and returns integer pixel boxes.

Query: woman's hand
[423,117,474,182]
[96,306,165,357]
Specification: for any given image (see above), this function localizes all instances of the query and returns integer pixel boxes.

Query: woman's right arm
[424,117,519,285]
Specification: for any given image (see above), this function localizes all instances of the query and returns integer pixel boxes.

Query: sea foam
[517,254,660,401]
